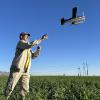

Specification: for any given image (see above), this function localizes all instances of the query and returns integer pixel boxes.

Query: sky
[0,0,100,75]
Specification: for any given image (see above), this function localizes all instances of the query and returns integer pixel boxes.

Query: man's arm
[31,46,41,59]
[17,34,48,50]
[17,40,33,50]
[31,34,48,45]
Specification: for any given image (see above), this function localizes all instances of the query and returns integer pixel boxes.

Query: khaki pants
[4,72,30,100]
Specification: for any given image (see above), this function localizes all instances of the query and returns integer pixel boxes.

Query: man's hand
[41,34,48,40]
[37,46,41,50]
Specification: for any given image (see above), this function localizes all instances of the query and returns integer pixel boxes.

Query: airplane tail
[82,12,85,21]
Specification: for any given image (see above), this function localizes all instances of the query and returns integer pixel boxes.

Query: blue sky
[0,0,100,75]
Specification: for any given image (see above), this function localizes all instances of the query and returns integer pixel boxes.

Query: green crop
[0,76,100,100]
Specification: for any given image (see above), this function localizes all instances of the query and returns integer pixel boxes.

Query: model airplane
[61,7,85,25]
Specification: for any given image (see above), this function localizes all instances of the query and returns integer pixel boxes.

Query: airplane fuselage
[64,16,85,24]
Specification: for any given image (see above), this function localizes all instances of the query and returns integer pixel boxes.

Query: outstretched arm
[31,34,48,46]
[17,34,48,50]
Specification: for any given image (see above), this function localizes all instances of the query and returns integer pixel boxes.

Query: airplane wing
[61,18,65,25]
[72,7,77,18]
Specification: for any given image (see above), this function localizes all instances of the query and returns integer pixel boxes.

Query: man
[4,32,48,100]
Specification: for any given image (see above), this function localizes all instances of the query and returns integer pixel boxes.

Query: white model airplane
[61,7,85,25]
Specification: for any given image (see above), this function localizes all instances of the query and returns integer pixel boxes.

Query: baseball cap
[20,32,30,37]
